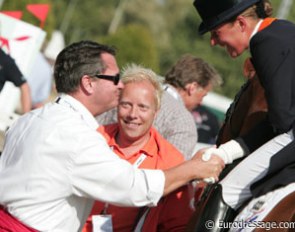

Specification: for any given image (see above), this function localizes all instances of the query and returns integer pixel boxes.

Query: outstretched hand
[162,148,225,196]
[191,148,225,182]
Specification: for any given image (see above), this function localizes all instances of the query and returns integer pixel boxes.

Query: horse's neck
[216,77,267,145]
[216,80,251,145]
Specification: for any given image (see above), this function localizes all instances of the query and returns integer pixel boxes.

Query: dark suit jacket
[237,19,295,197]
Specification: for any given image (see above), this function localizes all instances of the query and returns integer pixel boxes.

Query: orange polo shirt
[82,124,193,232]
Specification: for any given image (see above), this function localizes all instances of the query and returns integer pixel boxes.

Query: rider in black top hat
[191,0,295,231]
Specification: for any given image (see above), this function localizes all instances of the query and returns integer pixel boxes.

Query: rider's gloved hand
[202,140,245,164]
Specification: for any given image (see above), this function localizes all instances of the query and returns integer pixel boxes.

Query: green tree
[101,24,159,72]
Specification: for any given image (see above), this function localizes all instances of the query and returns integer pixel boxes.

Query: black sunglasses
[94,73,120,85]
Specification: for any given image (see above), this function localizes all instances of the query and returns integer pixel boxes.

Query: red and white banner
[0,12,46,77]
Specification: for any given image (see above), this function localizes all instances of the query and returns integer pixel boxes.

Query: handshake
[195,140,245,183]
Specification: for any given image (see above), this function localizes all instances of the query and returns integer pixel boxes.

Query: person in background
[83,64,194,232]
[0,40,224,232]
[192,0,295,230]
[163,54,222,112]
[157,54,222,158]
[26,51,53,109]
[0,48,31,113]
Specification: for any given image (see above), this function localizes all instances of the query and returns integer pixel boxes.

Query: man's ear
[186,82,199,96]
[80,75,94,94]
[236,15,247,32]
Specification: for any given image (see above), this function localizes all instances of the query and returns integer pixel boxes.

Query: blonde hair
[240,0,273,20]
[121,63,163,110]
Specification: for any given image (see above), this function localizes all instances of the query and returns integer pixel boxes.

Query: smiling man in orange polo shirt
[83,63,194,232]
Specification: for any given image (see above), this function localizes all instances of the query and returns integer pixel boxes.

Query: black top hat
[193,0,261,35]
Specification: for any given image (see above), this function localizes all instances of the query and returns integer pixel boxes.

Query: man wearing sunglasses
[0,40,224,232]
[94,73,120,85]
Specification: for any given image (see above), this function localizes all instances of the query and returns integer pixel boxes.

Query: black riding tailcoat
[237,19,295,196]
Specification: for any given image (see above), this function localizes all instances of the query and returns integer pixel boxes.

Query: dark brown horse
[255,191,295,232]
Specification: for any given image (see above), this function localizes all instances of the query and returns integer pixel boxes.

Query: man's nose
[128,106,138,118]
[117,80,124,89]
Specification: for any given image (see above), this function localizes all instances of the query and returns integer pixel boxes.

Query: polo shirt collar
[140,129,158,157]
[106,124,157,158]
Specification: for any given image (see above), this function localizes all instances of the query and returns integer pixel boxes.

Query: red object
[26,4,50,28]
[0,36,31,54]
[0,206,38,232]
[0,37,10,52]
[14,36,31,41]
[0,11,23,20]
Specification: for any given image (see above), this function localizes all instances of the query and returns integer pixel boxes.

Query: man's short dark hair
[54,40,116,93]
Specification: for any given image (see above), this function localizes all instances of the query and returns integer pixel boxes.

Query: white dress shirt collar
[57,93,99,130]
[250,19,263,41]
[163,84,179,100]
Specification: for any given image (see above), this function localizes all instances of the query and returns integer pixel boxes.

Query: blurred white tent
[202,91,232,116]
[0,13,46,132]
[44,30,65,61]
[0,13,46,76]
